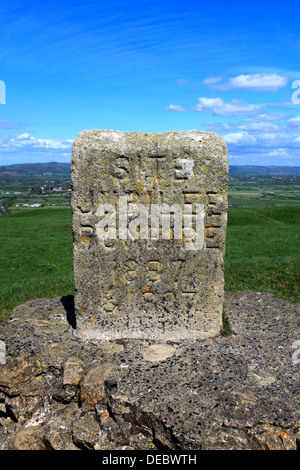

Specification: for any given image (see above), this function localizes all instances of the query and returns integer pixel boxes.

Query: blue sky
[0,0,300,166]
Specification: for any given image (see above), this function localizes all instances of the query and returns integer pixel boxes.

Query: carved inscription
[175,158,194,179]
[111,156,130,179]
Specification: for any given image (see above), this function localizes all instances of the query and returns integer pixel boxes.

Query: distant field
[0,205,299,325]
[228,174,300,207]
[2,171,300,213]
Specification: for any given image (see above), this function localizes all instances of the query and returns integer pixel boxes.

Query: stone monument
[71,130,228,341]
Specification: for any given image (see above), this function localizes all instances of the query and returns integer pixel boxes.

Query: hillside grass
[0,207,73,324]
[0,205,299,325]
[224,207,300,303]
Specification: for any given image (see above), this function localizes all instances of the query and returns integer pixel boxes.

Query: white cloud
[204,111,293,135]
[17,133,30,139]
[166,104,188,112]
[243,121,279,132]
[268,149,291,158]
[203,73,288,92]
[229,73,288,91]
[255,113,286,121]
[223,131,257,145]
[215,119,280,132]
[203,114,300,165]
[288,117,300,126]
[195,97,261,117]
[224,129,300,163]
[0,125,74,164]
[0,132,73,165]
[9,133,73,150]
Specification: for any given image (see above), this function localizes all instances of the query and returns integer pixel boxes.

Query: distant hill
[0,162,71,177]
[0,162,300,177]
[229,165,300,176]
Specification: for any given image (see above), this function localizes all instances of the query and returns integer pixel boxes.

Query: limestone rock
[72,410,101,450]
[63,356,84,399]
[141,344,176,362]
[80,363,116,409]
[0,292,299,451]
[9,426,49,450]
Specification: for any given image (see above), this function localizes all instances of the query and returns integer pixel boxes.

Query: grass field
[224,206,300,303]
[0,207,73,324]
[0,204,299,325]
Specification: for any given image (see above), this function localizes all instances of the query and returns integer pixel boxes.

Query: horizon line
[0,162,300,168]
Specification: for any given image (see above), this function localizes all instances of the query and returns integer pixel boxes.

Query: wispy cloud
[288,116,300,126]
[0,131,73,165]
[195,97,262,117]
[223,131,257,145]
[203,73,289,92]
[203,113,300,165]
[202,76,223,86]
[204,115,285,133]
[7,133,73,150]
[0,119,24,130]
[166,104,188,112]
[229,73,288,91]
[223,129,300,164]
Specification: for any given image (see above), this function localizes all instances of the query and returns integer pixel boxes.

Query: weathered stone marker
[72,130,228,341]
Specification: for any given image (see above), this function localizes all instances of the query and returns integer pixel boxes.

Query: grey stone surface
[71,130,228,341]
[0,292,299,450]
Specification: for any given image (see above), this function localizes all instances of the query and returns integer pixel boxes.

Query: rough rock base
[0,292,299,450]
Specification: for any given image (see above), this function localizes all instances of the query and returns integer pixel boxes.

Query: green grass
[224,206,300,303]
[0,205,299,325]
[0,207,73,324]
